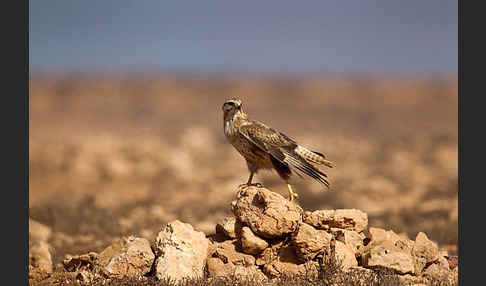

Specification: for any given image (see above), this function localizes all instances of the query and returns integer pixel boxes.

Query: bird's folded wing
[238,121,294,159]
[238,121,330,187]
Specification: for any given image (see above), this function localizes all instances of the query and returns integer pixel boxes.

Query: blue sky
[30,1,457,75]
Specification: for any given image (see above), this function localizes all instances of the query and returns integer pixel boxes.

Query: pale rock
[207,257,230,277]
[29,241,53,275]
[29,219,53,279]
[255,239,285,266]
[361,239,415,274]
[97,236,155,279]
[154,220,209,282]
[304,209,368,232]
[240,226,269,255]
[330,228,365,255]
[231,186,303,239]
[232,265,267,282]
[363,227,414,258]
[437,255,450,270]
[334,241,358,269]
[369,227,396,242]
[368,227,404,245]
[262,244,319,278]
[206,257,266,282]
[291,223,334,261]
[207,239,266,281]
[423,256,450,279]
[412,232,439,274]
[216,217,239,239]
[210,240,255,267]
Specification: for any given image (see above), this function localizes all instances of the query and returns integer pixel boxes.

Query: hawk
[222,98,334,201]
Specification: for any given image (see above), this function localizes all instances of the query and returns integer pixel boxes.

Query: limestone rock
[231,186,303,239]
[368,227,403,244]
[304,209,368,232]
[291,223,334,261]
[210,240,255,267]
[97,236,154,279]
[262,244,319,278]
[207,257,266,282]
[361,239,415,274]
[29,241,53,277]
[330,228,365,256]
[207,239,266,281]
[216,217,239,239]
[231,265,267,282]
[207,257,229,276]
[334,241,358,269]
[364,227,414,255]
[29,219,53,279]
[240,226,269,255]
[412,232,439,274]
[255,239,285,266]
[154,220,209,282]
[423,256,450,279]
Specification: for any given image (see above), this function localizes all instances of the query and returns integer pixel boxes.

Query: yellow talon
[287,184,299,201]
[239,182,263,189]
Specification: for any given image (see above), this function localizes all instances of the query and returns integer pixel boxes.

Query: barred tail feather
[282,150,330,188]
[294,146,335,168]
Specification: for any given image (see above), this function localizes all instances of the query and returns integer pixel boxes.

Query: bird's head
[222,98,243,120]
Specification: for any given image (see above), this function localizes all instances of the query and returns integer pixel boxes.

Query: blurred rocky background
[29,74,458,266]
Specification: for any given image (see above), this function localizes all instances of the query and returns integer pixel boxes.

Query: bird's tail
[295,145,335,168]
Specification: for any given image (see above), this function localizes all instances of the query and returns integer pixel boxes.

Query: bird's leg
[287,183,299,202]
[247,171,254,185]
[238,171,263,188]
[238,171,254,189]
[247,172,263,187]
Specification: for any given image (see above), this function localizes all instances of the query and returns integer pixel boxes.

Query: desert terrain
[29,73,458,285]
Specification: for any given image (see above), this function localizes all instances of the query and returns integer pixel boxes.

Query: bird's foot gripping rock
[289,192,299,202]
[239,183,263,189]
[287,184,299,202]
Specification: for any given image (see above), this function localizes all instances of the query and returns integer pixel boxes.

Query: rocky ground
[30,186,458,285]
[29,74,458,285]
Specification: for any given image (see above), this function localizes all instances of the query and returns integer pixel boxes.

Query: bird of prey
[222,98,334,201]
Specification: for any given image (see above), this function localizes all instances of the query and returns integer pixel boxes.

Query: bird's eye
[223,102,235,111]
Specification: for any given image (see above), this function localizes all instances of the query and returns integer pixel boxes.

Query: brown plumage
[222,98,334,201]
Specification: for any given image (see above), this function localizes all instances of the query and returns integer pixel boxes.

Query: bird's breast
[224,120,233,136]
